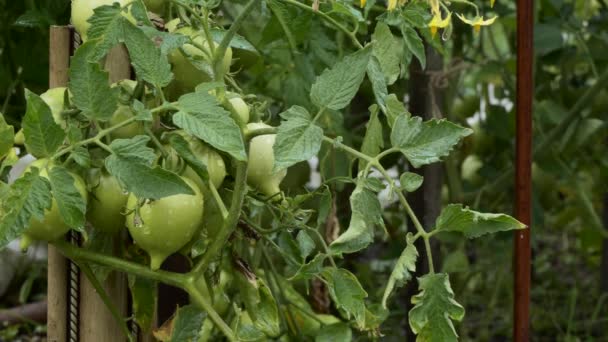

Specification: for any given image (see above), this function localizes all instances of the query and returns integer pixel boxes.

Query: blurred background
[0,0,607,341]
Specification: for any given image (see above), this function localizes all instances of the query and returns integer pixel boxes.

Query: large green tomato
[246,123,286,197]
[125,177,203,270]
[108,105,145,139]
[40,87,70,128]
[71,0,135,41]
[87,173,128,234]
[166,19,233,95]
[20,159,88,250]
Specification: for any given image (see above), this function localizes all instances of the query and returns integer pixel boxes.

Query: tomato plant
[0,1,529,341]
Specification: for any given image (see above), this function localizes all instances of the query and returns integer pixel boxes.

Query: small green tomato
[246,123,286,197]
[87,172,128,234]
[71,0,135,41]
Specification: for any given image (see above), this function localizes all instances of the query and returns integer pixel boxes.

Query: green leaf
[122,22,173,87]
[129,275,157,332]
[69,41,118,121]
[173,93,246,161]
[22,89,66,158]
[296,230,315,259]
[87,4,126,60]
[109,136,157,166]
[288,253,326,281]
[330,180,383,254]
[390,115,472,168]
[372,23,403,85]
[105,138,194,199]
[315,323,352,342]
[332,2,364,22]
[400,172,423,192]
[323,268,367,327]
[168,134,209,183]
[366,56,388,112]
[71,146,91,168]
[409,273,465,342]
[382,235,417,308]
[359,105,384,171]
[434,204,527,238]
[401,24,426,70]
[273,106,323,172]
[310,46,372,110]
[48,166,86,229]
[238,274,281,337]
[140,27,190,56]
[0,114,14,159]
[170,305,206,342]
[385,94,408,127]
[210,29,258,53]
[0,168,52,249]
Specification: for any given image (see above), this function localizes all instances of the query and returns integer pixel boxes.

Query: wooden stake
[79,44,131,342]
[47,25,72,342]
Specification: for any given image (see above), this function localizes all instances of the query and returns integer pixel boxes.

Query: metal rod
[514,1,534,340]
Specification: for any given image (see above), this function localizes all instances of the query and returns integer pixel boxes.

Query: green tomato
[166,20,232,95]
[227,96,250,125]
[461,154,483,185]
[20,159,88,250]
[125,177,203,270]
[71,0,135,42]
[143,0,165,13]
[87,173,128,234]
[176,133,227,190]
[40,87,70,128]
[246,123,286,197]
[109,105,145,139]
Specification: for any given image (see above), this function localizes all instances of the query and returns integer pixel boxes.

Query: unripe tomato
[246,123,286,197]
[461,154,483,185]
[176,133,226,190]
[166,20,232,94]
[125,177,203,270]
[108,105,145,139]
[227,96,250,125]
[20,159,88,250]
[71,0,135,42]
[143,0,165,14]
[87,172,128,234]
[40,87,70,128]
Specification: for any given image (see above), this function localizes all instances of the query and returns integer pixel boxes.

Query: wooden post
[514,0,534,340]
[79,44,131,342]
[47,25,72,342]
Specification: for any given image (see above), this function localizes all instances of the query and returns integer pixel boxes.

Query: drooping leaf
[366,56,388,113]
[170,305,205,342]
[401,24,426,69]
[22,90,66,158]
[173,93,246,161]
[400,172,423,192]
[68,41,118,121]
[409,273,465,342]
[288,253,326,281]
[0,114,14,159]
[48,166,86,229]
[322,268,367,327]
[296,230,315,259]
[358,105,384,171]
[372,23,403,85]
[382,235,418,308]
[0,169,52,249]
[273,106,323,171]
[434,204,527,238]
[330,180,383,254]
[237,273,281,337]
[310,46,372,110]
[315,323,352,342]
[390,115,472,168]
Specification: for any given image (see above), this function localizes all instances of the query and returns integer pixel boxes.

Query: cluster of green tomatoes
[16,0,288,271]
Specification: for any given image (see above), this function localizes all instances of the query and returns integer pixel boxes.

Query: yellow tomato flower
[491,0,496,7]
[387,0,397,11]
[360,0,366,7]
[428,11,451,38]
[456,14,498,33]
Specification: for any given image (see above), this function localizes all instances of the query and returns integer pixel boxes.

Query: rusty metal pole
[514,0,534,341]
